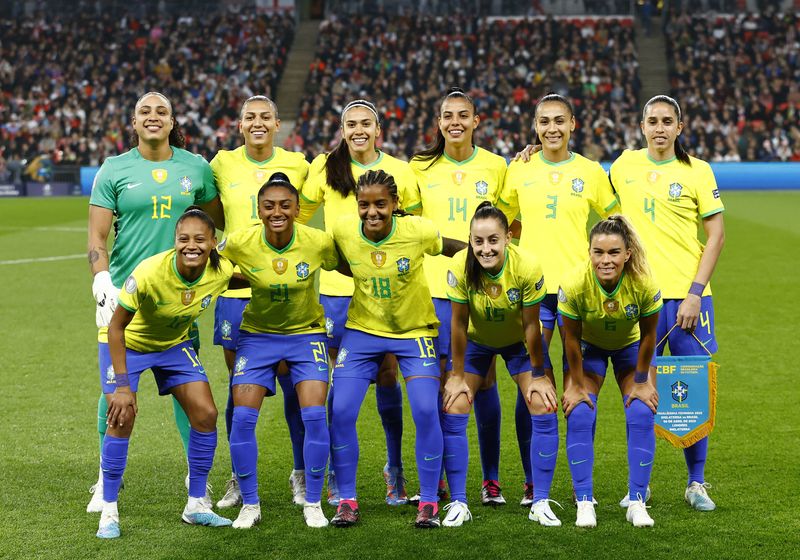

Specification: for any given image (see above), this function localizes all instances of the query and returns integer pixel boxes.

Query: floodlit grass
[0,193,797,559]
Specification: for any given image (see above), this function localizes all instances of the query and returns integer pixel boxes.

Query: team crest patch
[447,270,458,288]
[580,341,588,356]
[272,258,288,274]
[647,171,660,184]
[668,182,683,200]
[452,171,466,186]
[124,275,137,294]
[105,364,115,384]
[671,380,688,403]
[235,356,248,373]
[624,303,640,320]
[535,275,545,291]
[296,262,310,279]
[475,180,488,196]
[325,317,334,338]
[549,171,562,185]
[396,257,410,274]
[253,169,268,184]
[179,176,192,195]
[152,169,168,184]
[712,188,720,199]
[485,283,502,299]
[221,320,232,339]
[506,288,521,303]
[181,289,196,305]
[371,251,387,268]
[336,348,348,365]
[557,287,567,303]
[571,178,584,193]
[603,299,619,313]
[200,294,212,309]
[653,290,662,303]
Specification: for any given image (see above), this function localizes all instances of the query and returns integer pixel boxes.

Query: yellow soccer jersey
[499,152,618,293]
[218,223,338,335]
[557,261,662,350]
[117,250,234,353]
[332,214,441,339]
[298,151,421,297]
[409,147,508,298]
[446,244,546,348]
[610,149,724,299]
[211,146,309,298]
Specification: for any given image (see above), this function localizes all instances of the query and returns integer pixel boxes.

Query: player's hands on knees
[442,375,472,411]
[562,384,594,417]
[512,144,542,163]
[625,382,659,413]
[676,294,701,332]
[92,271,118,328]
[107,389,137,428]
[527,376,558,413]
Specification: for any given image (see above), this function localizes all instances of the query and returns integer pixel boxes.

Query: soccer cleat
[480,480,507,506]
[528,499,562,526]
[87,479,105,513]
[619,485,651,508]
[382,464,409,506]
[331,500,360,527]
[182,500,233,527]
[575,499,597,528]
[96,506,120,539]
[572,489,598,506]
[408,480,448,506]
[326,471,340,507]
[185,474,214,509]
[442,500,472,527]
[626,497,654,527]
[216,477,242,508]
[303,501,329,528]
[289,469,306,506]
[685,481,716,511]
[414,502,441,528]
[232,504,262,529]
[520,482,534,507]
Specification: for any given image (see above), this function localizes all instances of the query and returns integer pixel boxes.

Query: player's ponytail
[176,206,221,270]
[354,169,410,216]
[589,214,651,282]
[326,99,381,198]
[413,87,476,170]
[465,201,510,293]
[643,95,691,166]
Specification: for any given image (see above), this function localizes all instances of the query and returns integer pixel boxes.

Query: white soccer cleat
[626,497,654,527]
[303,501,329,528]
[185,474,214,509]
[685,481,716,511]
[232,504,262,529]
[87,471,105,513]
[181,498,232,527]
[289,469,306,506]
[216,477,243,508]
[528,499,562,527]
[96,503,120,539]
[442,500,472,527]
[619,485,651,508]
[575,499,597,528]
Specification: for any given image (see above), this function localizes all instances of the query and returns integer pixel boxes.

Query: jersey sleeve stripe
[118,300,137,313]
[558,309,580,320]
[522,294,547,306]
[447,296,469,304]
[641,304,663,317]
[700,208,724,218]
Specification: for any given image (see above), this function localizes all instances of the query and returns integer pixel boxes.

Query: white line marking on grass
[0,254,85,265]
[0,226,84,232]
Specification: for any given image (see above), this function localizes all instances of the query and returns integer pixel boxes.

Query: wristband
[532,366,545,379]
[115,373,130,388]
[634,370,648,384]
[688,282,705,297]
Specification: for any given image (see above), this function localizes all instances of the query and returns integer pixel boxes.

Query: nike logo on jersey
[625,178,636,184]
[523,181,536,186]
[422,360,437,367]
[229,182,240,189]
[426,183,440,189]
[538,451,557,458]
[250,267,265,273]
[156,301,171,306]
[318,365,329,372]
[126,182,142,189]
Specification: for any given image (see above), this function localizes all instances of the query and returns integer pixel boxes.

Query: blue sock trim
[473,384,501,481]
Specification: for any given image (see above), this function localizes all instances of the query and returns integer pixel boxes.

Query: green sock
[97,393,108,455]
[172,396,191,456]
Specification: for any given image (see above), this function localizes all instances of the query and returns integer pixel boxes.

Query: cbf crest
[296,262,310,280]
[506,288,521,304]
[396,257,410,275]
[179,176,192,195]
[200,294,212,309]
[371,251,387,268]
[475,180,488,196]
[336,348,349,366]
[221,320,232,339]
[273,257,288,275]
[571,178,584,193]
[152,169,168,184]
[668,182,683,200]
[105,364,116,384]
[671,380,688,403]
[234,356,248,374]
[624,303,639,320]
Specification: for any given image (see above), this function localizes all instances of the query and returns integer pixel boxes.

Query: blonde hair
[589,214,651,281]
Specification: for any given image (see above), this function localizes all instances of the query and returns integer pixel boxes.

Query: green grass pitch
[0,192,798,559]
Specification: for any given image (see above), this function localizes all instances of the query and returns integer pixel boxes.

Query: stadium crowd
[666,10,800,162]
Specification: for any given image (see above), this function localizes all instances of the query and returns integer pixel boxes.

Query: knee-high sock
[172,396,191,457]
[376,383,404,469]
[278,374,305,471]
[330,377,370,500]
[531,413,559,501]
[684,436,708,485]
[224,380,234,470]
[187,428,217,499]
[101,435,129,502]
[97,394,108,455]
[406,377,443,503]
[230,406,260,504]
[566,395,597,501]
[515,389,532,483]
[473,384,501,481]
[442,413,469,502]
[624,397,655,501]
[326,381,335,471]
[301,405,329,503]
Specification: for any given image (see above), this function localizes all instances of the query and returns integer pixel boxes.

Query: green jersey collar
[359,215,396,247]
[172,252,206,287]
[262,226,296,254]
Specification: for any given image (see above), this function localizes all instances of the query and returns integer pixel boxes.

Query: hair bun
[267,171,291,185]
